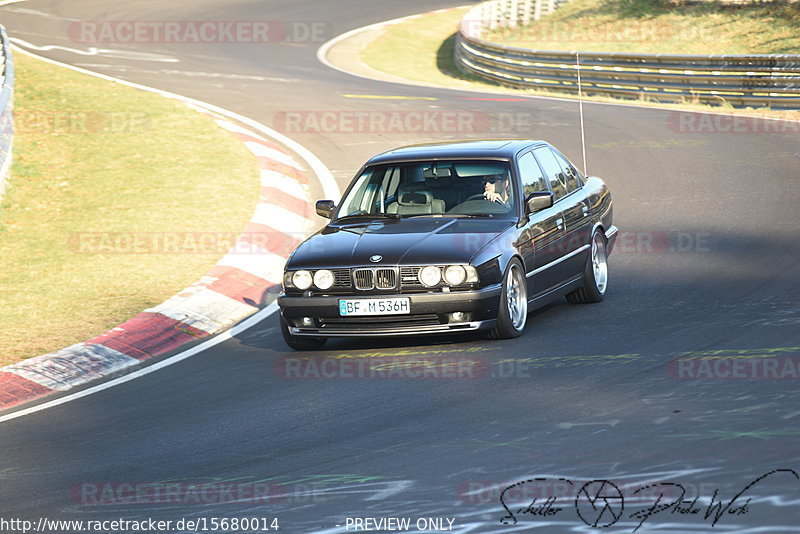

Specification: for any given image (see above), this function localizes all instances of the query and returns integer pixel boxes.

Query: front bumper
[278,284,502,337]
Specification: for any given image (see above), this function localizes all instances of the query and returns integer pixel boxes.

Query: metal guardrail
[0,24,14,200]
[456,0,800,109]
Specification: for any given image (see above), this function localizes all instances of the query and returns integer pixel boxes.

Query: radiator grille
[353,268,398,290]
[353,269,373,290]
[375,268,397,289]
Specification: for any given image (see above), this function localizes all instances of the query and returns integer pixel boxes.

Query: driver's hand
[484,191,502,203]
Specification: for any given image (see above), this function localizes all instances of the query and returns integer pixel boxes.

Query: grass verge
[0,53,260,366]
[358,5,800,119]
[486,0,800,54]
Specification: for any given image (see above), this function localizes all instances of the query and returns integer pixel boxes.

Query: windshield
[336,160,516,219]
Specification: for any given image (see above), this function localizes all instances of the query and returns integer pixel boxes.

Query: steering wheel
[466,193,491,201]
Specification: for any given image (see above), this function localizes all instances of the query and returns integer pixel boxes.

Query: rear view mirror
[525,192,554,214]
[316,200,335,219]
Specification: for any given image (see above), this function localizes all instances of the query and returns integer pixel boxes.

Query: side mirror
[525,191,554,215]
[316,200,335,219]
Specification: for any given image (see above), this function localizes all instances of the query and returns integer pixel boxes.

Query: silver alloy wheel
[506,263,527,331]
[592,232,608,295]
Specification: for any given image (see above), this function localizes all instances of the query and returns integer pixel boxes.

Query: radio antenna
[576,51,588,177]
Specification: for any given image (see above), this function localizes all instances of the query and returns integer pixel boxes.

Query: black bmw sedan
[277,140,618,350]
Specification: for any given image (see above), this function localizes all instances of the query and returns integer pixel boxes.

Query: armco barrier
[0,24,14,199]
[456,0,800,109]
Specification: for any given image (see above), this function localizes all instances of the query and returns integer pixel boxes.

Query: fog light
[301,317,314,326]
[450,311,466,322]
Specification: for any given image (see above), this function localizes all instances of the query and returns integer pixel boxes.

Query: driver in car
[483,174,511,204]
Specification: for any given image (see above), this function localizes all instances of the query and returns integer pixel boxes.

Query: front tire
[279,315,327,350]
[490,258,528,339]
[566,230,608,304]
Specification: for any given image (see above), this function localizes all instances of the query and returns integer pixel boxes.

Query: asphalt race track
[2,1,800,532]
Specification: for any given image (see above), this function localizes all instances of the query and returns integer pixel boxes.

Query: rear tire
[566,230,608,304]
[489,258,527,339]
[279,315,327,351]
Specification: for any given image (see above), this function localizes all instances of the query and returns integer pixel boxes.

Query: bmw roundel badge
[369,255,382,263]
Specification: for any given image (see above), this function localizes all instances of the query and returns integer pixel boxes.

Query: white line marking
[0,303,279,424]
[9,37,179,63]
[0,46,340,422]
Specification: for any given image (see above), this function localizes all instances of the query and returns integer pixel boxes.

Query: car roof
[365,139,546,165]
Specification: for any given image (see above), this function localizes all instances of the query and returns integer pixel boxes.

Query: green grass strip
[0,54,260,365]
[486,0,800,55]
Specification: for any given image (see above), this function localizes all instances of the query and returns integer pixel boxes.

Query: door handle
[556,218,564,230]
[581,205,589,217]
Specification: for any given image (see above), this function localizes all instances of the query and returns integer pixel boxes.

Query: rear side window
[518,152,547,198]
[552,151,582,194]
[533,147,567,200]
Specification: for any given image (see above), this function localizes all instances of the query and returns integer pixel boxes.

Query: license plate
[339,298,410,316]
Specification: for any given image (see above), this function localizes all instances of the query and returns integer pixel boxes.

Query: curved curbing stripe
[0,60,326,411]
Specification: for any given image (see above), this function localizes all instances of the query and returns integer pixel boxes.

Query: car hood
[287,217,514,269]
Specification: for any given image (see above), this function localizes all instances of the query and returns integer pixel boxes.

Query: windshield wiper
[333,212,401,222]
[439,213,496,219]
[402,213,498,219]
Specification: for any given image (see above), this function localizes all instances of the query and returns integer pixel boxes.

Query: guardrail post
[509,0,519,28]
[522,0,533,25]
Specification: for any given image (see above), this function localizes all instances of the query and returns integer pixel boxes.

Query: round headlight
[292,270,313,290]
[313,269,335,290]
[418,265,442,287]
[444,265,467,286]
[464,265,479,283]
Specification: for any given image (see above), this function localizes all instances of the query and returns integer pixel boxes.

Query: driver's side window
[518,152,547,198]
